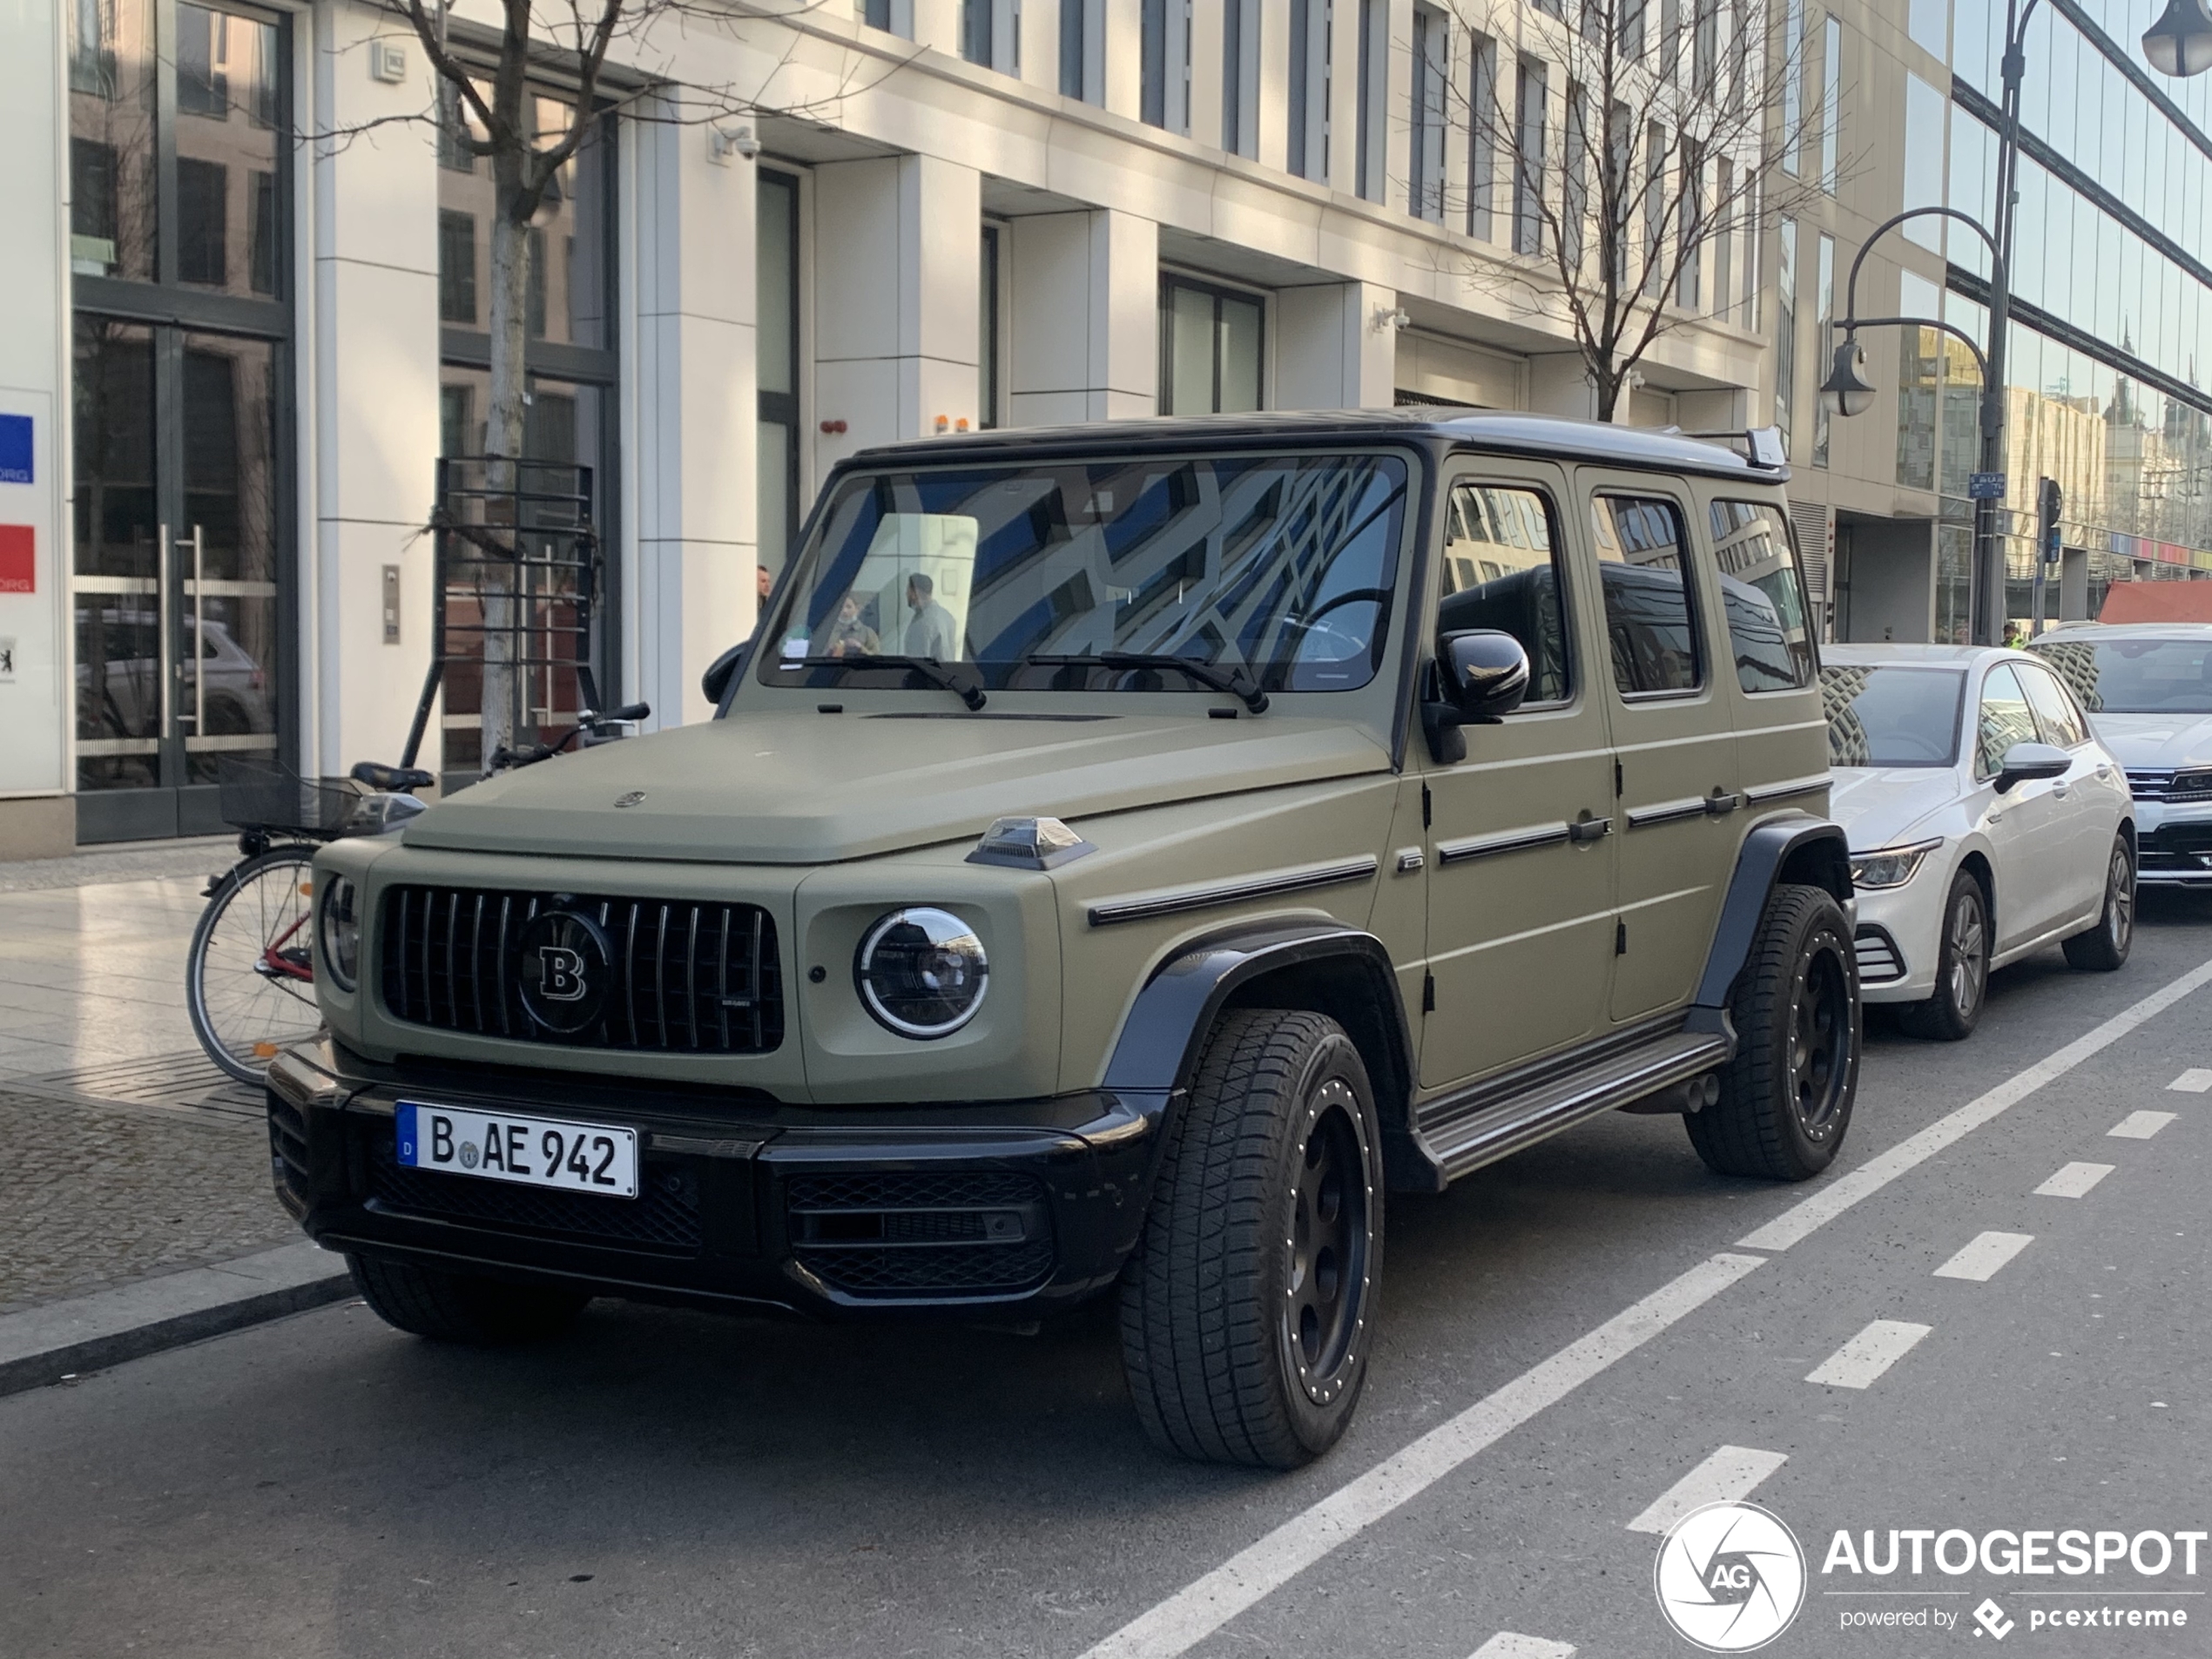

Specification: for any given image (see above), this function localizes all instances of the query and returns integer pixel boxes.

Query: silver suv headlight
[854,907,988,1038]
[320,873,361,989]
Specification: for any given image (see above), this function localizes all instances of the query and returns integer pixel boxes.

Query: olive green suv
[271,411,1858,1468]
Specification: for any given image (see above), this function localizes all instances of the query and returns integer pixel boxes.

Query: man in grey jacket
[903,573,959,660]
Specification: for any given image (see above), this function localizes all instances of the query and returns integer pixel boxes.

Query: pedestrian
[822,590,880,658]
[2003,619,2024,649]
[903,572,959,660]
[757,563,773,604]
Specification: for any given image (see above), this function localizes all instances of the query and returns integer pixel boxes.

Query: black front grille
[268,1095,311,1208]
[381,886,783,1054]
[1852,926,1905,984]
[366,1127,703,1253]
[2143,823,2212,873]
[2128,768,2212,804]
[787,1170,1055,1299]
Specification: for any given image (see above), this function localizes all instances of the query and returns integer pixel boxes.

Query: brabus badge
[614,791,646,808]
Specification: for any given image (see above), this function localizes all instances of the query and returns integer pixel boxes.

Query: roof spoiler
[1671,426,1790,470]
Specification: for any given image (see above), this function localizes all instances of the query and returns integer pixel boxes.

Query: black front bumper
[266,1041,1168,1320]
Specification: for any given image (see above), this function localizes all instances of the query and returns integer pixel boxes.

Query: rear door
[1974,662,2068,946]
[1416,462,1618,1089]
[1583,476,1742,1024]
[2015,658,2125,924]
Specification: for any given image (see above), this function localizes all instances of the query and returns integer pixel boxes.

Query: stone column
[1276,280,1397,410]
[1007,209,1159,424]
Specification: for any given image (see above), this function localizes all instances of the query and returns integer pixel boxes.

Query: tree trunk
[478,165,531,767]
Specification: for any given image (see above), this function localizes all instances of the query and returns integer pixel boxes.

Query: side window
[1976,664,2040,778]
[1710,499,1816,691]
[1437,482,1571,705]
[2017,661,2090,748]
[1591,494,1702,696]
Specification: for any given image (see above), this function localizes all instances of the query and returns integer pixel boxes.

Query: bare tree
[1443,0,1826,422]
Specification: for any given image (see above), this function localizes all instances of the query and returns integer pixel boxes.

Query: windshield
[1820,665,1966,767]
[2030,637,2212,714]
[759,452,1412,697]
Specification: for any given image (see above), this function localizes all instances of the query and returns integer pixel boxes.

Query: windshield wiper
[790,654,987,711]
[1025,651,1270,713]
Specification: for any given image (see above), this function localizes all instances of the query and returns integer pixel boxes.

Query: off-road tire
[1119,1008,1384,1468]
[1687,884,1858,1181]
[349,1253,590,1344]
[2061,834,2135,972]
[1898,869,1989,1041]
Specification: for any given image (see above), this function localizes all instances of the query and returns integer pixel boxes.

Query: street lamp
[2143,0,2212,76]
[1819,340,1877,419]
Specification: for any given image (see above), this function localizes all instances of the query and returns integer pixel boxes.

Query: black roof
[850,408,1787,483]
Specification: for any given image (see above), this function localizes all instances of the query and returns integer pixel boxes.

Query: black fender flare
[1102,921,1437,1192]
[1687,812,1854,1037]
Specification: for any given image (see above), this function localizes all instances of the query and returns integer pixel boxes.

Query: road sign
[1968,471,2007,500]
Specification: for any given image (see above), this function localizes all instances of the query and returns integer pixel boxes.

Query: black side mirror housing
[701,642,751,711]
[1420,631,1532,764]
[1994,740,2070,794]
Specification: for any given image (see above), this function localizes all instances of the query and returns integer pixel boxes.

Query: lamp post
[2143,0,2212,75]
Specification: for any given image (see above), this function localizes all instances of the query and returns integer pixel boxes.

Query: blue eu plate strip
[396,1102,419,1167]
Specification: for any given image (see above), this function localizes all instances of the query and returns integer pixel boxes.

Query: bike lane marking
[1625,1445,1791,1534]
[1933,1231,2035,1282]
[1803,1319,1933,1390]
[2109,1109,2177,1139]
[2034,1161,2114,1197]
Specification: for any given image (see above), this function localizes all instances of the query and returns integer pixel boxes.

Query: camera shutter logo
[516,906,612,1035]
[1653,1501,1807,1652]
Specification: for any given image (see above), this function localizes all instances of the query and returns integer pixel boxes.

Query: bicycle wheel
[187,845,327,1085]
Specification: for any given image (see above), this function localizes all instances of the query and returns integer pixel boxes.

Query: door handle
[157,523,173,736]
[2053,783,2070,799]
[1704,789,1743,815]
[185,524,206,736]
[1568,815,1613,843]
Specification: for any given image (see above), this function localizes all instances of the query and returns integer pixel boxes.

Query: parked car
[1823,644,2136,1039]
[274,411,1860,1468]
[2029,622,2212,889]
[74,607,274,738]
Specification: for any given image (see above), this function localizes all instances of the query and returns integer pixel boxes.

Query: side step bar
[1415,1029,1732,1183]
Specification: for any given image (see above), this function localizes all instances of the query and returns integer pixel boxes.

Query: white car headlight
[1850,839,1942,890]
[854,907,988,1038]
[320,874,361,989]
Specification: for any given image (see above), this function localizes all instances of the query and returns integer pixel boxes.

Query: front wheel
[2062,834,2135,972]
[186,845,327,1086]
[1687,884,1859,1181]
[1898,869,1988,1041]
[1119,1008,1384,1468]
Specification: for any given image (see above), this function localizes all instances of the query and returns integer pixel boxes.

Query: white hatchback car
[2028,623,2212,890]
[1823,644,2136,1038]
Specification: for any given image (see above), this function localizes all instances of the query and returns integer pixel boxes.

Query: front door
[68,0,291,841]
[1419,465,1618,1090]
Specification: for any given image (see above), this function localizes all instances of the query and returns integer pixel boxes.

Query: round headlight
[320,874,361,991]
[854,907,988,1038]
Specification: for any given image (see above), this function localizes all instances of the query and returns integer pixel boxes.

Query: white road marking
[1469,1635,1576,1659]
[1625,1445,1791,1534]
[2168,1069,2212,1092]
[1934,1231,2036,1282]
[2035,1161,2116,1198]
[1076,1252,1766,1659]
[2109,1109,2178,1139]
[1804,1319,1933,1389]
[1738,955,2212,1253]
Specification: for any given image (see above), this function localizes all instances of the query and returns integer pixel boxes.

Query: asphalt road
[5,896,2211,1659]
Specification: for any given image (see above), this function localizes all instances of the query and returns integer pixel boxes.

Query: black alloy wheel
[1285,1078,1372,1410]
[1688,883,1860,1181]
[1899,870,1989,1040]
[2063,835,2136,972]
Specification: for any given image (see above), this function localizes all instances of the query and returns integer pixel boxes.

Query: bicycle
[185,703,648,1085]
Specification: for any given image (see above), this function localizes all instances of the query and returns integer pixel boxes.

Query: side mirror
[1440,630,1532,724]
[701,642,751,709]
[1994,740,2070,794]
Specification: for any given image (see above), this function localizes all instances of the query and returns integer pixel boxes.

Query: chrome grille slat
[379,885,782,1055]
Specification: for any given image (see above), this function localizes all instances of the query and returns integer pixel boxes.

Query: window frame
[1437,477,1579,712]
[2014,658,2092,748]
[1974,662,2039,779]
[1590,489,1709,701]
[1157,272,1266,416]
[1709,496,1818,694]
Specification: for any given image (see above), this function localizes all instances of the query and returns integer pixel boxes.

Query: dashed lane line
[1933,1231,2036,1282]
[2168,1069,2212,1092]
[1468,1634,1576,1659]
[1625,1446,1791,1534]
[2035,1161,2116,1198]
[1075,1253,1766,1659]
[1738,955,2212,1253]
[1804,1319,1933,1390]
[2110,1109,2178,1139]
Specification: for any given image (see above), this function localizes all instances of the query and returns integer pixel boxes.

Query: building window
[1676,139,1701,308]
[757,168,801,577]
[1562,84,1588,270]
[1141,0,1189,132]
[1643,120,1666,295]
[1467,34,1497,240]
[1513,58,1546,256]
[1061,0,1090,99]
[859,0,894,30]
[980,222,1002,429]
[437,209,477,325]
[1712,156,1733,318]
[1160,275,1262,415]
[1411,7,1447,221]
[1811,233,1835,466]
[1820,15,1841,193]
[1781,0,1804,175]
[177,156,226,285]
[1775,217,1797,455]
[961,0,991,65]
[1222,0,1256,157]
[1289,0,1328,181]
[1357,0,1381,200]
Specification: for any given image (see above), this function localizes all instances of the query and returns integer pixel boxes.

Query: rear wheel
[2062,834,2135,971]
[1898,869,1989,1041]
[1119,1008,1383,1467]
[349,1254,590,1344]
[1687,884,1858,1181]
[186,846,326,1085]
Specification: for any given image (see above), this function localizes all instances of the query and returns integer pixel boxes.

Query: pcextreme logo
[1654,1501,1810,1652]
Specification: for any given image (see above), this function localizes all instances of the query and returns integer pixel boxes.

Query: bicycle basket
[215,756,361,836]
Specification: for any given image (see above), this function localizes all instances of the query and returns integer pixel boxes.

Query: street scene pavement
[3,870,2207,1658]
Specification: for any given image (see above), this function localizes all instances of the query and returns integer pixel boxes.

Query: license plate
[395,1102,638,1199]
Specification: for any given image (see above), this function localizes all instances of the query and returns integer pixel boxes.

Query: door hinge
[1421,971,1436,1013]
[1421,782,1433,828]
[1615,920,1628,955]
[1614,758,1624,797]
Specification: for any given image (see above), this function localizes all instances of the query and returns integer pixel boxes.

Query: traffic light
[2038,477,2063,563]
